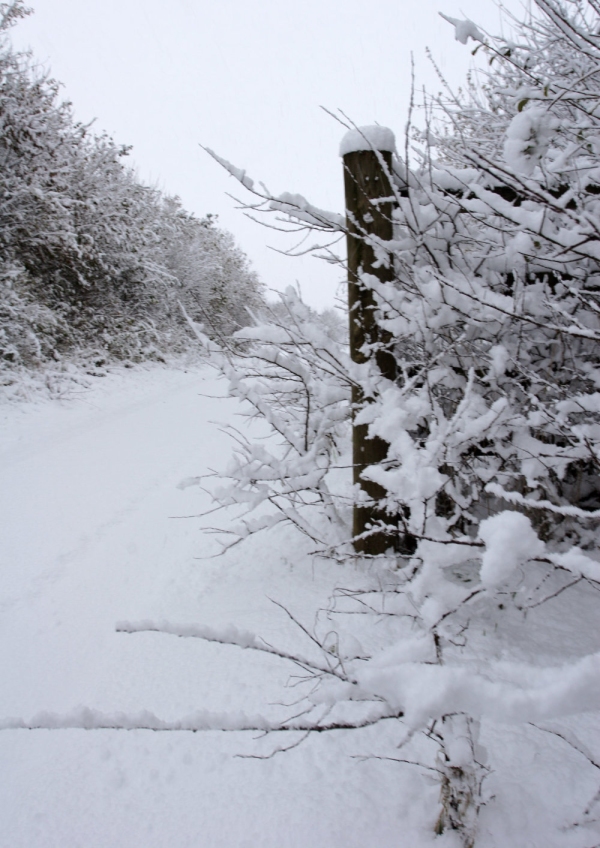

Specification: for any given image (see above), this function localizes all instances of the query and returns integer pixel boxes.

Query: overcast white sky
[11,0,523,308]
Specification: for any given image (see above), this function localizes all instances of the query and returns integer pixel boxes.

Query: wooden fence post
[341,126,408,555]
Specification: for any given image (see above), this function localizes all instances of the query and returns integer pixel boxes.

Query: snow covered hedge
[0,1,264,378]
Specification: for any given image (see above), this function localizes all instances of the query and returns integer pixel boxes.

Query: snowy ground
[2,362,599,848]
[0,363,421,848]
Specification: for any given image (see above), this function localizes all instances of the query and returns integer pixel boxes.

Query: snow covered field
[0,364,414,848]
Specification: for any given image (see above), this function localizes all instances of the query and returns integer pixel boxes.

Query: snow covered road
[0,367,233,714]
[0,365,407,848]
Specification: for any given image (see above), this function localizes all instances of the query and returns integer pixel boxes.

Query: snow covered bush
[190,286,352,551]
[190,2,600,844]
[0,1,263,379]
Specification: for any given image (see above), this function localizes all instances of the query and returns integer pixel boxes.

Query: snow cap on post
[339,126,396,158]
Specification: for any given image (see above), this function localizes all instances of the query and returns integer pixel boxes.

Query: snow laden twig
[0,706,401,735]
[116,618,351,681]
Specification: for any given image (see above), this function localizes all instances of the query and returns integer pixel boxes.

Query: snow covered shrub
[209,0,600,558]
[399,0,600,551]
[0,2,264,373]
[193,2,600,844]
[192,286,352,551]
[0,262,67,365]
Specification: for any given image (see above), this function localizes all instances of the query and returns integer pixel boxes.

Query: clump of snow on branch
[439,12,485,45]
[503,106,557,175]
[269,192,345,229]
[203,147,256,192]
[478,512,546,587]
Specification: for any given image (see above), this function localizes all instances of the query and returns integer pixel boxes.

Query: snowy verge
[0,349,207,405]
